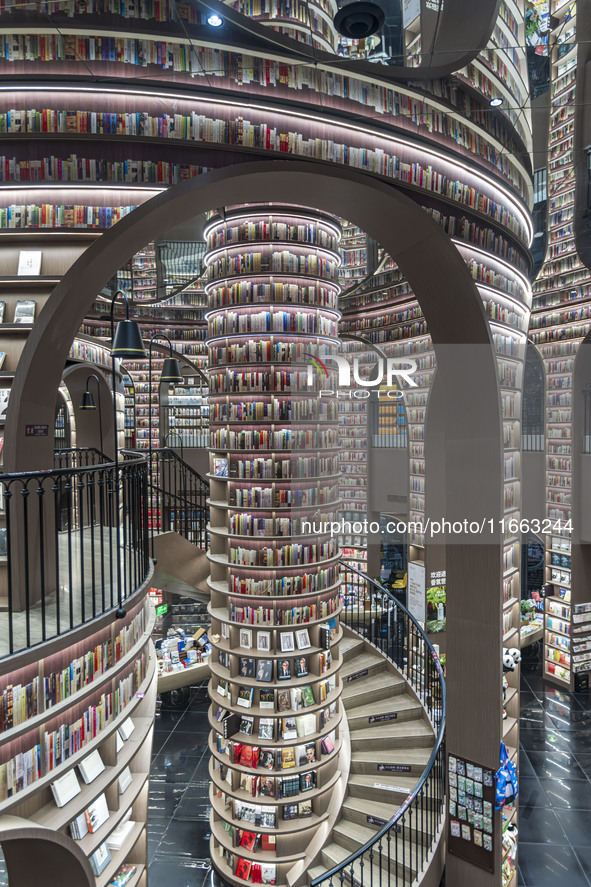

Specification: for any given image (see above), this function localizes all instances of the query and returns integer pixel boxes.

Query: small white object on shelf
[118,718,135,741]
[118,766,132,794]
[50,769,81,808]
[106,818,136,851]
[78,748,105,785]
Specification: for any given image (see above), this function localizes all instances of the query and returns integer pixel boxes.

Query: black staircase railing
[149,447,209,551]
[0,448,150,656]
[310,562,446,887]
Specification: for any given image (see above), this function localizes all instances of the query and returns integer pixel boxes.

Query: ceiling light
[207,13,223,26]
[489,97,503,107]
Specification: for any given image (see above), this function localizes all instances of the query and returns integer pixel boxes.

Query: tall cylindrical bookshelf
[204,205,344,886]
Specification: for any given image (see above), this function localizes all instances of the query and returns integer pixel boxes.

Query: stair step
[350,721,434,750]
[347,773,417,803]
[340,796,437,843]
[346,696,423,728]
[319,840,412,886]
[340,653,385,682]
[342,670,406,706]
[350,748,432,777]
[340,638,366,663]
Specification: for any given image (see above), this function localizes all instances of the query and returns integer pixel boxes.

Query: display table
[520,620,544,648]
[157,658,210,693]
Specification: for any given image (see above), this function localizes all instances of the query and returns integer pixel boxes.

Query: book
[276,689,290,712]
[261,863,277,883]
[118,718,135,740]
[239,629,252,648]
[301,685,315,707]
[51,769,81,807]
[298,800,312,817]
[237,686,254,708]
[69,811,89,840]
[290,687,303,711]
[295,628,311,649]
[280,632,295,652]
[321,735,335,754]
[0,390,10,423]
[89,843,111,876]
[78,749,105,784]
[218,678,229,697]
[256,659,273,682]
[108,864,137,887]
[259,748,275,770]
[235,858,252,881]
[0,304,6,323]
[294,656,308,677]
[258,775,275,798]
[300,770,316,792]
[256,631,271,651]
[259,689,275,709]
[106,818,135,850]
[277,659,291,680]
[239,657,255,678]
[85,793,110,833]
[297,743,317,766]
[17,250,42,276]
[240,830,257,851]
[0,352,5,369]
[13,300,36,323]
[116,731,124,753]
[258,718,274,740]
[118,766,132,794]
[296,713,316,737]
[239,715,254,736]
[283,803,298,820]
[261,833,276,852]
[260,806,277,828]
[213,457,228,476]
[280,746,296,769]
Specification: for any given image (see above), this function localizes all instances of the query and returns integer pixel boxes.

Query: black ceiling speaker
[334,0,384,39]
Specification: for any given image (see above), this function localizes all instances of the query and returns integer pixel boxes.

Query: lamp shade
[112,319,146,359]
[79,390,96,410]
[160,357,183,383]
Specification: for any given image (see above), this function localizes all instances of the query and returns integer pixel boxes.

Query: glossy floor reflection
[518,671,591,886]
[148,687,229,887]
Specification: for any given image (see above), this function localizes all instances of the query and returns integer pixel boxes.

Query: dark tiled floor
[148,687,224,887]
[518,670,591,887]
[148,670,591,887]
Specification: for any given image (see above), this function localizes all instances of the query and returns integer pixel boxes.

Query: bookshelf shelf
[205,205,344,882]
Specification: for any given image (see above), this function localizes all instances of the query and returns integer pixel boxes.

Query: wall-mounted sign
[25,424,49,436]
[408,561,426,623]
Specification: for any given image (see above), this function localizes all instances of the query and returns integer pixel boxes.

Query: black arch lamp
[79,372,104,456]
[110,290,147,619]
[148,332,183,561]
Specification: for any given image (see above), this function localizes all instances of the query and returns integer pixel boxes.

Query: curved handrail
[0,451,150,656]
[310,562,446,887]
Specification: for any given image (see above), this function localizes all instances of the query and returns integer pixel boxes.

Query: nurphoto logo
[304,352,417,398]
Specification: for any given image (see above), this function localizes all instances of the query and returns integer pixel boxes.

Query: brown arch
[6,159,497,469]
[5,160,505,882]
[0,815,94,887]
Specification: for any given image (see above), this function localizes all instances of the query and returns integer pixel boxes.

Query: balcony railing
[0,448,150,656]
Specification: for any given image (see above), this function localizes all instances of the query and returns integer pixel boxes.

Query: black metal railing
[310,562,446,887]
[149,447,209,550]
[0,449,150,657]
[53,446,111,469]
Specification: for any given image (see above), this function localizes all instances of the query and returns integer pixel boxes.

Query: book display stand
[204,205,345,885]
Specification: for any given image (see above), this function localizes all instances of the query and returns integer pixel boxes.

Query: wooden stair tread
[350,721,433,740]
[340,653,385,676]
[350,748,432,768]
[346,697,422,719]
[342,671,406,703]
